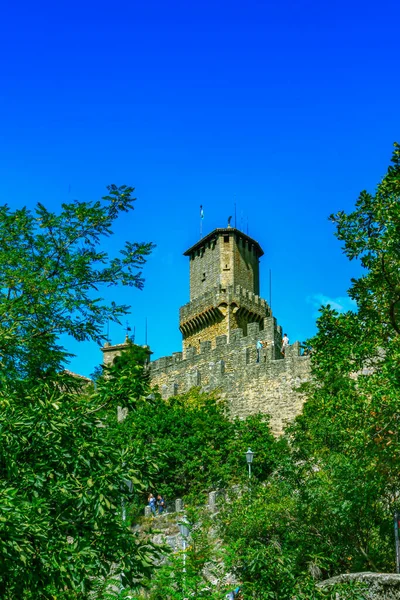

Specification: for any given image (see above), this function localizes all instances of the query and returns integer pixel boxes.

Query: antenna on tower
[234,195,237,228]
[200,205,204,238]
[269,269,272,309]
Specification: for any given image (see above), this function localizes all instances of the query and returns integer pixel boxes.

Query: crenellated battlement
[149,314,310,435]
[101,225,311,435]
[179,285,269,323]
[151,317,306,373]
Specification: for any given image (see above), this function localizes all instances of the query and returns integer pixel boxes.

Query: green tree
[217,143,400,595]
[125,388,280,503]
[0,187,158,598]
[288,143,400,573]
[0,184,154,380]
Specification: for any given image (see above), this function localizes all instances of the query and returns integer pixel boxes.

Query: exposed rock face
[318,572,400,599]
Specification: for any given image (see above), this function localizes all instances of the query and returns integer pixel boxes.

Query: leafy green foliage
[134,507,225,600]
[0,185,154,380]
[218,481,370,599]
[0,188,158,598]
[0,372,162,599]
[125,387,280,502]
[215,144,400,596]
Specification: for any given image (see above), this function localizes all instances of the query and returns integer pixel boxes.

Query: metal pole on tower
[269,269,272,309]
[200,205,204,238]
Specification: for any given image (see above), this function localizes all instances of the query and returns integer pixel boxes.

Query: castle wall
[189,237,220,300]
[150,317,310,436]
[231,234,259,294]
[187,229,261,301]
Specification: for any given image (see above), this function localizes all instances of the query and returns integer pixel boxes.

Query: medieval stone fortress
[103,225,310,435]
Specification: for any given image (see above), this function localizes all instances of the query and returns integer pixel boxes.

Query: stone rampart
[150,316,310,435]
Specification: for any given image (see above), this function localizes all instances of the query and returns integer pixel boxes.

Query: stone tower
[101,223,311,435]
[180,226,270,353]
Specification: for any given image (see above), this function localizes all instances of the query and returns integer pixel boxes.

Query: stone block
[117,406,129,423]
[166,536,177,550]
[247,322,260,337]
[216,335,227,346]
[318,572,400,599]
[214,360,225,375]
[185,347,196,360]
[175,498,184,512]
[263,316,277,340]
[230,328,243,342]
[244,347,251,365]
[173,352,183,363]
[144,506,152,517]
[186,370,201,387]
[170,382,178,396]
[208,491,217,511]
[200,340,211,353]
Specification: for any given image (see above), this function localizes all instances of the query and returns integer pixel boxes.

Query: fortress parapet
[102,225,310,436]
[149,316,310,435]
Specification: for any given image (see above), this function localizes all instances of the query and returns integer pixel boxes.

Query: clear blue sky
[1,0,399,377]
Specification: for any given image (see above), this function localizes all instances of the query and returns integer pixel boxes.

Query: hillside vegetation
[0,144,399,598]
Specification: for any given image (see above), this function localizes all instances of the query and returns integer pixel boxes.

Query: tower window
[224,236,229,243]
[201,272,206,282]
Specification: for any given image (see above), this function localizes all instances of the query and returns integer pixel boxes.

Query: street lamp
[178,518,190,597]
[245,447,254,479]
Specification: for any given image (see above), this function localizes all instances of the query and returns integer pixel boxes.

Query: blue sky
[1,0,399,377]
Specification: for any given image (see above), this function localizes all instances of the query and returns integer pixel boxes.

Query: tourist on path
[157,494,165,514]
[148,493,156,516]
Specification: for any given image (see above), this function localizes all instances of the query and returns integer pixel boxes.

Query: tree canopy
[214,143,400,598]
[0,184,154,381]
[0,187,158,599]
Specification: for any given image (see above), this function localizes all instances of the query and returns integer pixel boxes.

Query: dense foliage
[215,143,400,597]
[0,188,157,598]
[124,387,281,503]
[2,144,400,598]
[0,184,154,380]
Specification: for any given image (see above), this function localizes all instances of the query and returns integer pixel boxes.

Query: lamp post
[395,511,400,573]
[245,447,254,479]
[178,518,190,598]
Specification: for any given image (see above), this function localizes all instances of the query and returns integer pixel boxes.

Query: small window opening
[224,235,229,243]
[201,272,206,282]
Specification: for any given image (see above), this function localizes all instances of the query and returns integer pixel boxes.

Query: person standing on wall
[256,339,263,363]
[281,333,289,356]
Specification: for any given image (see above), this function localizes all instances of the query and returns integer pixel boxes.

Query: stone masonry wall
[150,316,310,435]
[189,237,220,300]
[180,285,270,353]
[187,229,261,301]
